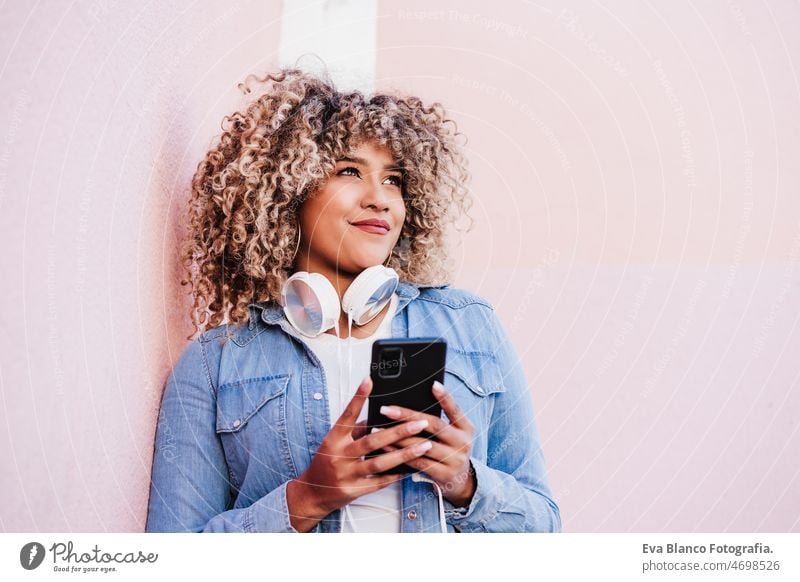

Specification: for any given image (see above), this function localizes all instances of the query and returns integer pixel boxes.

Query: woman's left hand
[379,381,477,508]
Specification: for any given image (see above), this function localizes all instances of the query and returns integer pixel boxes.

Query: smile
[349,221,390,235]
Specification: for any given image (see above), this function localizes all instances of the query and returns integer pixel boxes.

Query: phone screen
[366,338,447,473]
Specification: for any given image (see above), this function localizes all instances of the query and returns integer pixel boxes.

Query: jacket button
[232,419,241,428]
[407,510,417,520]
[313,392,323,400]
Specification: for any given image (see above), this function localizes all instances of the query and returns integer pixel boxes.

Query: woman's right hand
[286,376,433,532]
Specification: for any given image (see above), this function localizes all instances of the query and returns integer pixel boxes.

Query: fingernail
[408,419,429,432]
[370,427,384,433]
[432,381,445,395]
[413,441,433,454]
[380,405,401,418]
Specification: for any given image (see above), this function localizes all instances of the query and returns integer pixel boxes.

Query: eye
[337,166,402,187]
[338,166,360,177]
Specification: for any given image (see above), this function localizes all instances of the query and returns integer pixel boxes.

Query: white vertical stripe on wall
[279,0,378,94]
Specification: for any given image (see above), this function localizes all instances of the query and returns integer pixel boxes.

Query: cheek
[394,199,407,225]
[300,190,347,231]
[391,206,407,246]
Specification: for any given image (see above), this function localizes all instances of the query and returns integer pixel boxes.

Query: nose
[360,173,392,212]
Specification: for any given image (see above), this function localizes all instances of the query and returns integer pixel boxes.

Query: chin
[344,253,391,272]
[350,259,385,272]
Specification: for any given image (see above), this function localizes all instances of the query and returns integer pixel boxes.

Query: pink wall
[0,0,284,531]
[375,0,800,532]
[1,0,798,532]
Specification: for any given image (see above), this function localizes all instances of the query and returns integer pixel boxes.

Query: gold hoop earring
[291,225,302,263]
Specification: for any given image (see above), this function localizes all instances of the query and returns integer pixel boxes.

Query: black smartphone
[366,338,447,474]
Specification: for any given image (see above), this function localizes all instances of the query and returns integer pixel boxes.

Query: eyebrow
[337,156,404,173]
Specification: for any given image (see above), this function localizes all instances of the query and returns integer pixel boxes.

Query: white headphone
[281,265,399,337]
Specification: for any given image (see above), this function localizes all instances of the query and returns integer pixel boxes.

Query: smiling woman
[296,140,407,336]
[145,67,561,534]
[178,69,469,338]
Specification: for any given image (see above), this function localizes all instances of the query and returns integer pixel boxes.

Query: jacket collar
[248,280,444,329]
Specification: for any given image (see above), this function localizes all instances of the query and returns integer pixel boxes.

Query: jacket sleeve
[145,337,299,533]
[443,308,562,533]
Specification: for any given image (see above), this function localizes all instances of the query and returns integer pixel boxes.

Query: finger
[333,471,407,500]
[349,418,430,457]
[359,440,434,476]
[432,381,472,431]
[382,436,451,463]
[351,419,369,440]
[332,376,372,437]
[358,473,406,495]
[396,455,448,482]
[378,405,460,444]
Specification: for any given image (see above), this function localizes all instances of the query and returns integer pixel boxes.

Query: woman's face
[298,140,406,276]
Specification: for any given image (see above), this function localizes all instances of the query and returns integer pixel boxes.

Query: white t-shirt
[283,293,402,532]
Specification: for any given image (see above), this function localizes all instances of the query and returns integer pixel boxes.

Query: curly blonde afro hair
[181,68,473,339]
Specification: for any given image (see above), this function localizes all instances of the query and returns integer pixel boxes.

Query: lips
[350,219,390,234]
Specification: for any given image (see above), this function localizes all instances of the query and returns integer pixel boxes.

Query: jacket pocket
[215,374,291,433]
[215,374,293,493]
[445,350,505,398]
[443,350,504,462]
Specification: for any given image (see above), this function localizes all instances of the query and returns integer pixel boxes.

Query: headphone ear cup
[282,272,341,337]
[342,265,399,326]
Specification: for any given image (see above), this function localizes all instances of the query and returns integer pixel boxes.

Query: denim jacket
[146,281,561,533]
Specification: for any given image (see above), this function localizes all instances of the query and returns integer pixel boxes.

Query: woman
[146,68,561,533]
